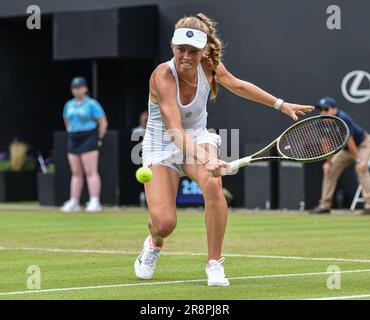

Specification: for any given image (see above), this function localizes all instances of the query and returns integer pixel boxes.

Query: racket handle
[221,156,252,176]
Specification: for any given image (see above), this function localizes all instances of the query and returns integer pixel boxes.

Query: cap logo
[186,30,194,38]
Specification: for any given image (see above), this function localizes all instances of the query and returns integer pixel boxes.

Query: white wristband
[273,98,284,110]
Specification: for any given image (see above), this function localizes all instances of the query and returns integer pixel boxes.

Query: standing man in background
[132,110,148,138]
[311,97,370,214]
[132,110,149,207]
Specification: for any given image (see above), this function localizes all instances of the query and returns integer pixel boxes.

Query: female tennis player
[135,13,314,286]
[61,77,108,213]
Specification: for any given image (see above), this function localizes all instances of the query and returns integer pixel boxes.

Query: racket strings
[278,118,348,159]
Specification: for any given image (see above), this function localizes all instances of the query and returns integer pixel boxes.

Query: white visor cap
[172,28,207,49]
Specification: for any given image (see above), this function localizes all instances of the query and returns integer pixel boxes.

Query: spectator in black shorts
[61,77,108,212]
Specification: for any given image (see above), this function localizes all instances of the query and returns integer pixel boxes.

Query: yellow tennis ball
[136,167,153,183]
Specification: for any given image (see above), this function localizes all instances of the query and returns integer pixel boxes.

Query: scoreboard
[176,177,204,207]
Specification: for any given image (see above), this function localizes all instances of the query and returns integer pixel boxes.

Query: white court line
[1,246,370,264]
[308,293,370,300]
[1,269,370,297]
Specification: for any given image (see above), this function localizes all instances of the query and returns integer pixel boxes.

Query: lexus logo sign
[341,70,370,103]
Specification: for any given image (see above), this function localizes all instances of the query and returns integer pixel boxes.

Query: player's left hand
[205,157,230,178]
[280,103,315,121]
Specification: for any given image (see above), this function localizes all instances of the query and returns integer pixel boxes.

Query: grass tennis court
[1,208,370,300]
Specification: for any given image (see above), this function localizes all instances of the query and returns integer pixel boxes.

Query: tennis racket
[222,115,349,176]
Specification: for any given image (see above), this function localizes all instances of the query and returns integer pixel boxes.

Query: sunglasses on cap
[319,107,330,112]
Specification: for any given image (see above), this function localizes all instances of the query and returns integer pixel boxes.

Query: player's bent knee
[202,178,224,200]
[151,217,177,237]
[155,222,177,237]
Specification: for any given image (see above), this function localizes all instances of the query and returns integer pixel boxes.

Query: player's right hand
[205,158,230,178]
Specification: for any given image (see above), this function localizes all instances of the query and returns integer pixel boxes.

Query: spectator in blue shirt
[61,76,108,213]
[311,97,370,214]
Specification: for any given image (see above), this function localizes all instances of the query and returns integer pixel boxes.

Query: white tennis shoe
[85,200,102,212]
[206,258,230,286]
[60,199,81,212]
[134,236,162,280]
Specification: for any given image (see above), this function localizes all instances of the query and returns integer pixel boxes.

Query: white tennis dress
[142,58,221,174]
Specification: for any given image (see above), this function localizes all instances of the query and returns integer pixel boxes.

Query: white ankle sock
[90,196,100,204]
[70,197,79,205]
